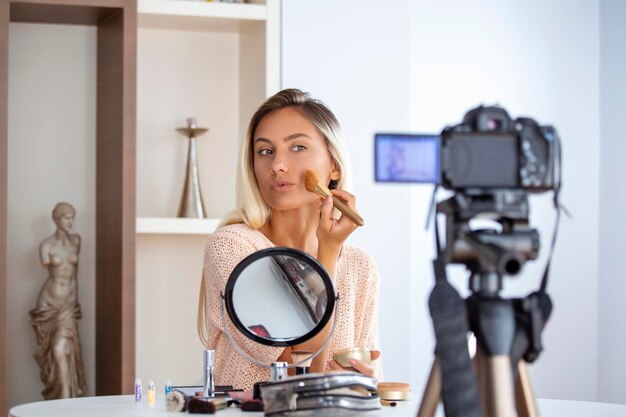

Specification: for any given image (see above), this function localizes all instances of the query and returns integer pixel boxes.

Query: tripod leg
[417,359,441,417]
[477,351,517,417]
[515,361,539,417]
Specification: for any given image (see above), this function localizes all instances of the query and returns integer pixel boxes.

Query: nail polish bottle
[134,376,142,402]
[147,380,155,405]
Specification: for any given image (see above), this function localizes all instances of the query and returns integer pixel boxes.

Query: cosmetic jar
[333,348,371,368]
[377,382,411,401]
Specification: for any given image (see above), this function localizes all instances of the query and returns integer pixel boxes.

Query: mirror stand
[212,247,380,414]
[269,362,288,382]
[219,293,339,382]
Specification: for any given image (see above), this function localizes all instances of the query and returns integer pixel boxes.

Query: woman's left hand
[328,350,381,377]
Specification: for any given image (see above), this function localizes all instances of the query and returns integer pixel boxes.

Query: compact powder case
[333,348,371,368]
[377,382,411,401]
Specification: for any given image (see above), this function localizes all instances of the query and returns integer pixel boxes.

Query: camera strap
[539,128,569,293]
[538,181,570,293]
[522,181,566,365]
[430,220,484,417]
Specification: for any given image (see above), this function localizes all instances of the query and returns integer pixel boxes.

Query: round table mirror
[224,247,335,347]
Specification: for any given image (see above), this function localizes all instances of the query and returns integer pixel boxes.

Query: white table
[9,395,626,416]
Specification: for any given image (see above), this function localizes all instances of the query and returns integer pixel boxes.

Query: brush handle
[311,183,364,226]
[332,196,365,226]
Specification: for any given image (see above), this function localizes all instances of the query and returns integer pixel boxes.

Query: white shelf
[138,0,267,31]
[136,217,220,234]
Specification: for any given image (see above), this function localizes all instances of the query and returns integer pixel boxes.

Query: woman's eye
[291,145,307,152]
[258,148,273,156]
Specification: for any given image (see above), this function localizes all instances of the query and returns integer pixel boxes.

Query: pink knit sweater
[202,223,383,391]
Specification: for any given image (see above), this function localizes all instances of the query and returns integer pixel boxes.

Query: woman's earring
[328,179,338,190]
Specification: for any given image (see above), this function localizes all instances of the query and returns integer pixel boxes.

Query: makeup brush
[304,169,364,226]
[166,390,189,412]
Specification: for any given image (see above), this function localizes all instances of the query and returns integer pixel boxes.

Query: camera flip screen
[374,133,440,183]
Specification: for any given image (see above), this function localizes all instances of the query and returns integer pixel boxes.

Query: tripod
[417,192,552,417]
[418,355,538,417]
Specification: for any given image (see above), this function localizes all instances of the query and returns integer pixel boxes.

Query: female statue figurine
[29,202,86,399]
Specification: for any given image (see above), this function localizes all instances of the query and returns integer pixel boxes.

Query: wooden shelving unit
[2,0,279,412]
[1,0,136,412]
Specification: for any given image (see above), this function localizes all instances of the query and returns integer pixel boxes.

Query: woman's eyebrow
[254,137,272,145]
[284,133,312,141]
[254,133,312,145]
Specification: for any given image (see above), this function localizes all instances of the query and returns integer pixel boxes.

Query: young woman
[198,89,382,391]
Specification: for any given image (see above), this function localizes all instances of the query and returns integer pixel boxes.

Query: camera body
[441,105,560,192]
[374,105,560,193]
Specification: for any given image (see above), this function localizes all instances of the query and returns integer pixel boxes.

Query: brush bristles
[166,391,187,412]
[304,168,364,227]
[187,398,229,414]
[187,398,212,414]
[305,169,331,198]
[304,169,321,193]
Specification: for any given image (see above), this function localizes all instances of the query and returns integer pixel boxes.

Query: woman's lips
[270,181,294,192]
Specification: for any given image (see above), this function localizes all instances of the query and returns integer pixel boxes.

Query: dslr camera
[375,105,560,193]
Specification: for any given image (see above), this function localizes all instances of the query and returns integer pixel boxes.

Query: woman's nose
[271,158,288,174]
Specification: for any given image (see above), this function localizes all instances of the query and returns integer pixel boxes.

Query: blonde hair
[197,89,352,347]
[220,88,352,229]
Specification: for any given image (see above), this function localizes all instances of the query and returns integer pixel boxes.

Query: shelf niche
[0,0,137,413]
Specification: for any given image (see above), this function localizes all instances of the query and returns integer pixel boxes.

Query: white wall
[7,23,97,408]
[282,0,414,384]
[284,0,603,403]
[599,0,626,405]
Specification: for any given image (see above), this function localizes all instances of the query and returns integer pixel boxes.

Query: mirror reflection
[227,251,333,344]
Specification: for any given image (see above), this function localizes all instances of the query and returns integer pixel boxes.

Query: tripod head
[437,190,540,296]
[435,188,552,360]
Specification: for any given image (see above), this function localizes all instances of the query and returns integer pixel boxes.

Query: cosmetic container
[134,376,142,402]
[377,382,411,401]
[333,348,371,368]
[260,372,380,415]
[148,380,156,405]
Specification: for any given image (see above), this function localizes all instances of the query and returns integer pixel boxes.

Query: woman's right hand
[316,190,360,256]
[316,190,360,276]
